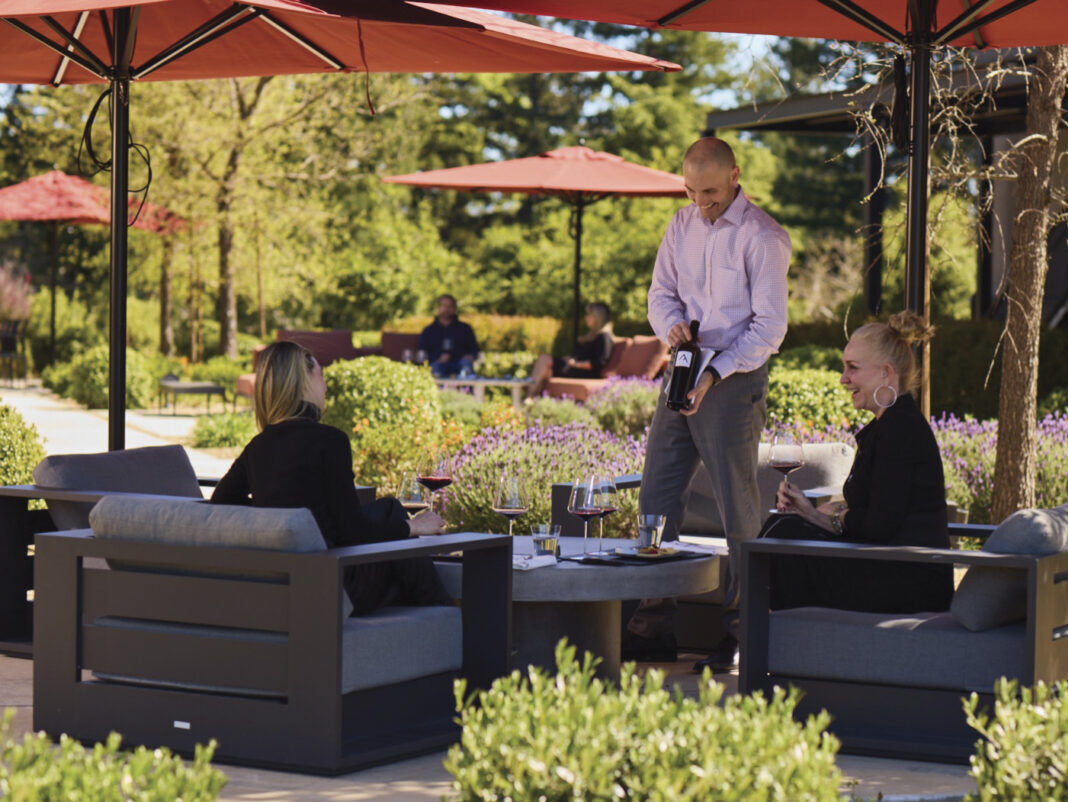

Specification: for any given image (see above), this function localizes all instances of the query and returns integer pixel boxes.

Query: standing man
[418,294,480,378]
[624,137,791,671]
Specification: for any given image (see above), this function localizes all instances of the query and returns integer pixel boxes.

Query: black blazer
[210,415,408,546]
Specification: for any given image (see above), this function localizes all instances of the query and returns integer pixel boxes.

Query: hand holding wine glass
[398,472,430,515]
[769,434,805,513]
[492,475,529,536]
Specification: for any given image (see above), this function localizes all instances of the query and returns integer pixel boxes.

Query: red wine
[570,506,603,520]
[770,461,803,477]
[599,505,618,518]
[666,320,701,411]
[492,506,528,520]
[417,475,452,492]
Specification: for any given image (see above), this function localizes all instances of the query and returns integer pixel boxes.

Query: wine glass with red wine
[567,476,602,554]
[768,434,805,513]
[417,452,453,515]
[492,475,529,536]
[593,474,618,555]
[398,472,430,516]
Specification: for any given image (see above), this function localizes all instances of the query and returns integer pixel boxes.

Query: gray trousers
[628,363,768,642]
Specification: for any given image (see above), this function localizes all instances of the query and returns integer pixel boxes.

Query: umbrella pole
[48,222,58,366]
[904,35,933,416]
[572,199,584,350]
[108,9,132,451]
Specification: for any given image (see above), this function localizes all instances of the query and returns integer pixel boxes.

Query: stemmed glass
[417,451,453,516]
[492,475,529,536]
[593,474,618,556]
[567,476,603,554]
[768,434,805,513]
[397,473,430,516]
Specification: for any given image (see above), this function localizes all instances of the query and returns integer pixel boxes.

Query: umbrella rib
[257,11,345,70]
[42,14,109,75]
[657,0,714,27]
[935,0,1039,46]
[3,17,108,81]
[133,4,259,80]
[816,0,905,43]
[49,12,91,86]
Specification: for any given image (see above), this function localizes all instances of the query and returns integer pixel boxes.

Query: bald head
[684,137,736,171]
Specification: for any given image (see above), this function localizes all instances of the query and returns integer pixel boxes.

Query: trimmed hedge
[0,405,45,486]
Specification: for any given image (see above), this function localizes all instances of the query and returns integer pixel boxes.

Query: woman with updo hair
[763,310,953,613]
[211,340,450,615]
[529,302,615,396]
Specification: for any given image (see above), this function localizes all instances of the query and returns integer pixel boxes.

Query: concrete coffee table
[436,535,723,678]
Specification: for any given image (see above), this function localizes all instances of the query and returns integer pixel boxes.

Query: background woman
[211,341,449,615]
[529,301,614,395]
[765,310,953,613]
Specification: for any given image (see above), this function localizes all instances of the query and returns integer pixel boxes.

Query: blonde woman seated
[211,341,450,615]
[529,302,615,396]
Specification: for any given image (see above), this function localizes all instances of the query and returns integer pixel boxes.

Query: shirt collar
[698,185,749,229]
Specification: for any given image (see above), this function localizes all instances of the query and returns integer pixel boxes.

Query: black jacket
[210,414,408,546]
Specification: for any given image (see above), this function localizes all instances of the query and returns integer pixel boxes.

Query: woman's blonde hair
[850,310,936,395]
[254,341,316,430]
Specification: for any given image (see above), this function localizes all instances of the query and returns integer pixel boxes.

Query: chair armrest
[328,533,510,568]
[0,485,205,505]
[742,537,1036,568]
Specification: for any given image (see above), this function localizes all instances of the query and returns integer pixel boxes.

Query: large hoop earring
[873,384,898,409]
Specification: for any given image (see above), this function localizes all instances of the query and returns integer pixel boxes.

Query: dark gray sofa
[740,505,1068,762]
[33,495,511,774]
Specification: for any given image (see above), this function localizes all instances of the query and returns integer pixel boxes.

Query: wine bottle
[666,320,701,411]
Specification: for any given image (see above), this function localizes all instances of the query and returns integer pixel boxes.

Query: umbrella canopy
[384,146,688,343]
[0,170,184,364]
[429,0,1068,410]
[0,1,681,450]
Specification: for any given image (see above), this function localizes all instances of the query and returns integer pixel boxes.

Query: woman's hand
[408,510,445,535]
[777,481,839,535]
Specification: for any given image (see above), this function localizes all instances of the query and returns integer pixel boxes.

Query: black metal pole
[108,9,131,451]
[48,222,58,366]
[863,134,884,316]
[904,44,932,319]
[572,199,584,350]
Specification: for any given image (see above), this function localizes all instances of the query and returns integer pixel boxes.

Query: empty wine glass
[567,476,601,554]
[768,434,805,513]
[493,475,529,536]
[593,474,618,555]
[397,472,430,516]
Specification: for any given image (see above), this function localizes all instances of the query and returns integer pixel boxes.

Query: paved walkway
[0,381,977,801]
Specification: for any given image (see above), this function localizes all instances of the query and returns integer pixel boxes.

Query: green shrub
[478,350,538,380]
[965,679,1068,801]
[522,395,595,428]
[351,330,381,348]
[445,641,842,802]
[1039,386,1068,417]
[41,359,74,399]
[0,709,226,800]
[191,354,251,393]
[440,389,484,431]
[585,377,660,438]
[62,346,156,410]
[322,357,443,492]
[141,351,185,383]
[773,344,843,372]
[766,366,869,429]
[193,412,256,449]
[389,314,561,353]
[26,289,103,371]
[0,405,45,485]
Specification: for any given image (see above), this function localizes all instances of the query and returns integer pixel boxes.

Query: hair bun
[888,310,935,345]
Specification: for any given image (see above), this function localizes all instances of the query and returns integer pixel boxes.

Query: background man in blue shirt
[418,294,480,378]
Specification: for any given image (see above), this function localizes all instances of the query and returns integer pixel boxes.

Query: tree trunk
[991,45,1068,523]
[158,235,175,356]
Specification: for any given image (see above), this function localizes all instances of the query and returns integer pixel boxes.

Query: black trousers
[760,514,953,614]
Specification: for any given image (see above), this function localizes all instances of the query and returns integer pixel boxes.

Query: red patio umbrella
[428,0,1068,407]
[0,0,680,450]
[0,170,184,365]
[384,145,687,344]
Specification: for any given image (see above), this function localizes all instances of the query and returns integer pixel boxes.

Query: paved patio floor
[0,381,977,801]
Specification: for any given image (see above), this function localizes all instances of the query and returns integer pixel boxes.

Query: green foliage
[193,412,256,449]
[321,357,443,492]
[60,346,157,410]
[965,679,1068,801]
[477,350,538,380]
[445,641,842,802]
[0,405,45,485]
[0,709,227,800]
[25,288,103,371]
[440,389,484,431]
[585,378,660,438]
[191,355,251,393]
[767,366,869,429]
[773,344,843,372]
[522,396,595,428]
[140,351,184,384]
[351,330,381,348]
[1039,387,1068,416]
[40,359,74,399]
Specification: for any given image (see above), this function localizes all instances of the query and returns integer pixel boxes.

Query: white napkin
[512,554,557,571]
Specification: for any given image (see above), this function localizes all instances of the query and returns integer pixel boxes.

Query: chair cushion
[769,607,1027,694]
[89,495,327,552]
[380,331,421,362]
[950,503,1068,631]
[34,445,204,529]
[607,335,668,379]
[277,329,357,367]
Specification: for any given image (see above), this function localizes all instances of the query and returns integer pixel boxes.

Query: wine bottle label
[674,350,693,367]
